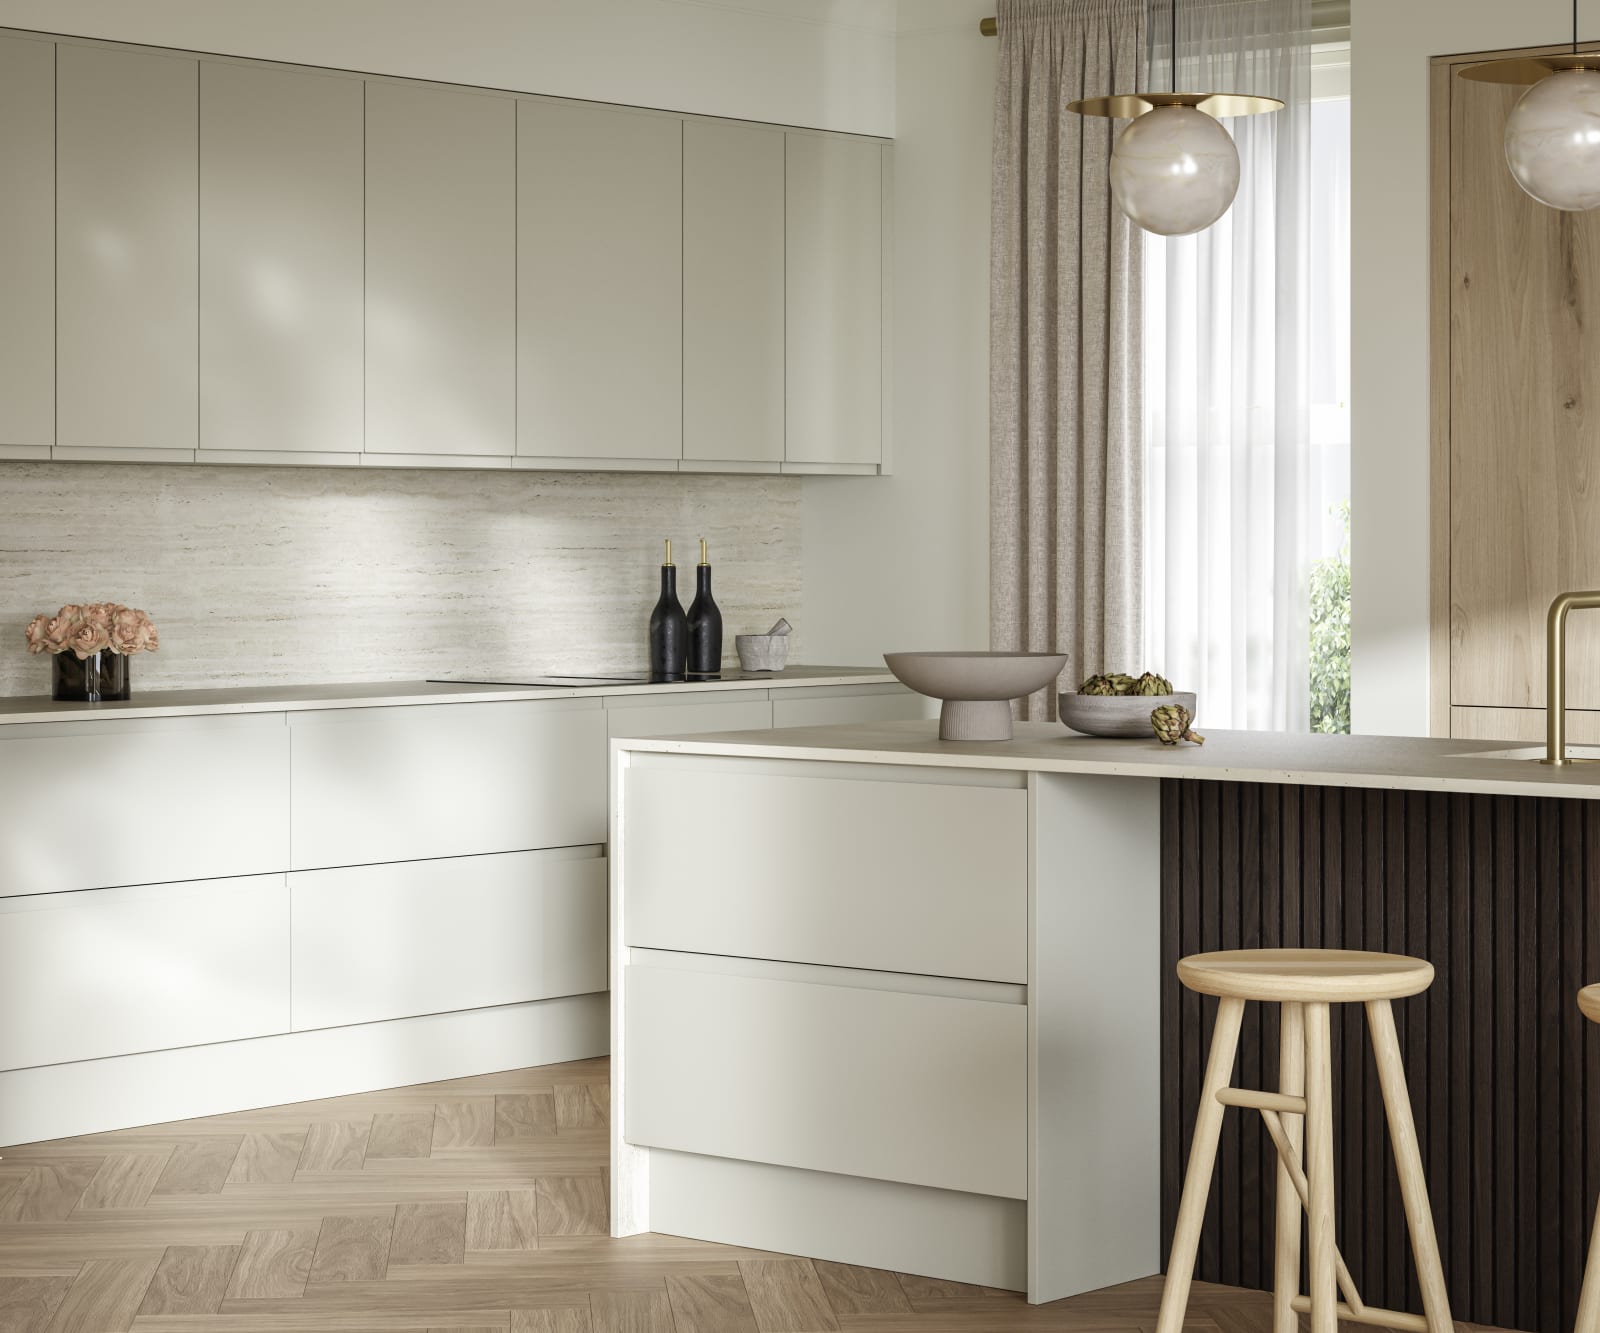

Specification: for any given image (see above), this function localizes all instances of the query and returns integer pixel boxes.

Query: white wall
[802,0,994,664]
[1349,0,1597,734]
[0,0,896,135]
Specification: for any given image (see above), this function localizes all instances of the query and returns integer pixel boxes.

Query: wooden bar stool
[1575,985,1600,1333]
[1157,948,1453,1333]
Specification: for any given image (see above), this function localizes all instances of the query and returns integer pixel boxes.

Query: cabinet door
[771,685,928,729]
[683,120,783,464]
[604,694,772,741]
[518,101,681,462]
[290,699,606,870]
[201,62,363,456]
[785,134,883,467]
[0,714,289,899]
[0,874,288,1071]
[57,43,198,453]
[291,847,605,1030]
[0,35,53,452]
[366,81,515,458]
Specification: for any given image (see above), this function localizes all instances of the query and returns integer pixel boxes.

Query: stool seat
[1580,984,1600,1025]
[1177,948,1434,1003]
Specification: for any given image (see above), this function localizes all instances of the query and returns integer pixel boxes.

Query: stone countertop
[613,717,1600,800]
[0,666,898,726]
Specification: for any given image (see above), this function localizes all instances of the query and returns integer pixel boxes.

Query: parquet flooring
[0,1056,1515,1333]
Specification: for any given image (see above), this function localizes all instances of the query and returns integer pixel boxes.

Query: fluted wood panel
[1161,779,1600,1333]
[0,462,801,697]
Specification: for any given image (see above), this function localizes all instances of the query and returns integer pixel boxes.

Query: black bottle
[648,539,688,682]
[687,537,723,679]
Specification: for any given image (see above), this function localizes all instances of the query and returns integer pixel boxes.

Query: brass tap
[1544,591,1600,764]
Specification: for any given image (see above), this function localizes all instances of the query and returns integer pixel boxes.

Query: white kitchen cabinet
[683,120,784,466]
[0,714,289,899]
[200,62,363,457]
[517,101,681,463]
[291,847,606,1031]
[604,693,773,740]
[771,684,929,729]
[290,698,606,869]
[785,133,884,468]
[0,874,288,1071]
[57,43,198,454]
[625,960,1028,1199]
[623,755,1028,982]
[0,35,53,453]
[366,80,515,458]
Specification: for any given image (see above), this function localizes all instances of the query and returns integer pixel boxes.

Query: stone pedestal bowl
[883,651,1068,741]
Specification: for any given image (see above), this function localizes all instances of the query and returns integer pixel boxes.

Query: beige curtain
[990,0,1146,719]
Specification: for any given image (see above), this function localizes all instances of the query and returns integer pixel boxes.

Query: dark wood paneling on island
[1161,779,1600,1333]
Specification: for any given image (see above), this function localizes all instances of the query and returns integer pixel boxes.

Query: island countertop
[616,717,1600,800]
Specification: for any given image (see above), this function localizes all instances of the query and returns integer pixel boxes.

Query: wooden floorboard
[0,1055,1531,1333]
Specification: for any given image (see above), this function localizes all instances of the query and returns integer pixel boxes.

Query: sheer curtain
[1143,0,1312,731]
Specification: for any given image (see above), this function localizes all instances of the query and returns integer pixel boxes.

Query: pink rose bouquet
[23,604,159,660]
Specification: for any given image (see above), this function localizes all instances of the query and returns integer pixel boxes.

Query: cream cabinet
[0,874,288,1071]
[366,80,516,461]
[683,120,785,467]
[771,683,931,729]
[517,101,681,464]
[200,62,363,458]
[785,133,885,469]
[0,35,53,454]
[56,43,198,455]
[289,698,606,869]
[291,847,606,1031]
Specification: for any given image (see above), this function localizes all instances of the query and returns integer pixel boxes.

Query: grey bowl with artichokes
[1058,669,1198,739]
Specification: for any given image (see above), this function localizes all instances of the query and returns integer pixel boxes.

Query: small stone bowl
[1058,690,1198,739]
[737,634,791,672]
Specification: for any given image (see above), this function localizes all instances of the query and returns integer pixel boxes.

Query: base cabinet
[291,847,606,1030]
[0,874,288,1071]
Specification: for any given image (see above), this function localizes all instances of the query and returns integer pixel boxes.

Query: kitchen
[0,1,1594,1332]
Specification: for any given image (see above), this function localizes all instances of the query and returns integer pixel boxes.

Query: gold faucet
[1544,591,1600,764]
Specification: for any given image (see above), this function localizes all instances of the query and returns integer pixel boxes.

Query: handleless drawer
[624,961,1027,1199]
[290,699,605,869]
[290,847,606,1030]
[621,756,1027,982]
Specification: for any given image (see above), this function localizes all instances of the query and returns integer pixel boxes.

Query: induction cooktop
[428,672,771,688]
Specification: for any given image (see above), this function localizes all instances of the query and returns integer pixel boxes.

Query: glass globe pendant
[1459,0,1600,211]
[1066,0,1281,237]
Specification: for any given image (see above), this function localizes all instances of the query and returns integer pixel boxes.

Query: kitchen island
[609,720,1600,1333]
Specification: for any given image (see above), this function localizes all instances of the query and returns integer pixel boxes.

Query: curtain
[990,0,1147,720]
[1143,0,1312,731]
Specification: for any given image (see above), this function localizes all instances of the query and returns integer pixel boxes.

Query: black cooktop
[430,672,772,688]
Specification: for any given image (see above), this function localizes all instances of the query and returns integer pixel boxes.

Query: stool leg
[1156,994,1245,1333]
[1366,998,1453,1333]
[1304,1001,1337,1333]
[1576,1189,1600,1333]
[1273,1002,1305,1333]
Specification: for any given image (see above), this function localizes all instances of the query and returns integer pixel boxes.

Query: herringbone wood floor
[0,1057,1509,1333]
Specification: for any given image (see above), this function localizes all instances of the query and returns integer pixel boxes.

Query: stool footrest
[1289,1295,1427,1333]
[1215,1087,1308,1115]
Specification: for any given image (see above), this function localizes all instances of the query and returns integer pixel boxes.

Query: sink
[1450,744,1600,763]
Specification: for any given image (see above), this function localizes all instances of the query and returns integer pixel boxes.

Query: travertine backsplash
[0,463,803,697]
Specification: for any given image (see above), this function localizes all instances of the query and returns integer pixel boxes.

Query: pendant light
[1068,0,1282,236]
[1459,0,1600,211]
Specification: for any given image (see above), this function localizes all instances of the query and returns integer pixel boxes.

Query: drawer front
[0,714,288,898]
[290,700,605,869]
[625,963,1027,1198]
[771,687,928,729]
[291,848,606,1030]
[605,696,772,740]
[623,759,1027,982]
[0,874,288,1070]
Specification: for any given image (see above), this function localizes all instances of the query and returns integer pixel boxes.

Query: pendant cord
[1171,0,1177,92]
[1575,0,1579,55]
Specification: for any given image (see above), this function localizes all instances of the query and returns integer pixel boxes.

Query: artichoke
[1152,704,1205,746]
[1079,673,1118,696]
[1133,671,1174,696]
[1105,672,1138,695]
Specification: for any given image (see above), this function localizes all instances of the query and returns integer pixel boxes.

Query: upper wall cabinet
[518,101,682,465]
[200,63,363,459]
[683,120,785,468]
[0,36,54,454]
[366,81,516,461]
[785,133,885,470]
[57,44,198,456]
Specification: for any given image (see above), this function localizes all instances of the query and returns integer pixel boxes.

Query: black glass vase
[52,650,130,702]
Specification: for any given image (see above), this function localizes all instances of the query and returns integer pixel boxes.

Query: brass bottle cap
[664,538,673,567]
[699,537,709,567]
